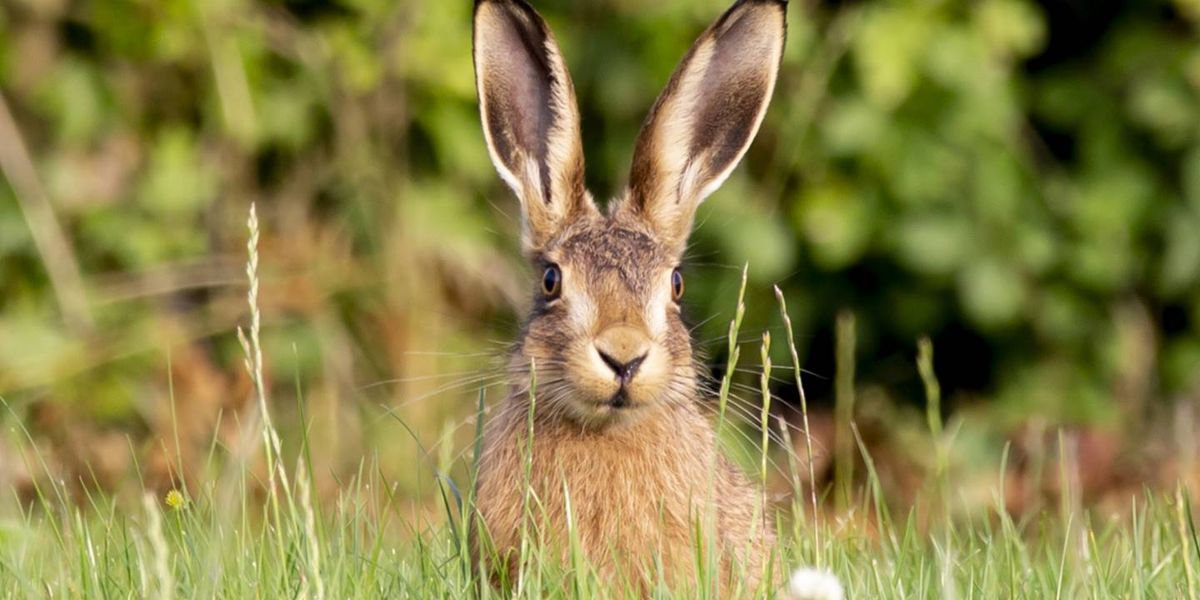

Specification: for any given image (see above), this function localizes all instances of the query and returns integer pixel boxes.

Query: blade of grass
[834,311,856,512]
[773,285,820,566]
[1178,484,1198,600]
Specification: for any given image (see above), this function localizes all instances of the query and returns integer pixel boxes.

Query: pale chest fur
[473,400,771,588]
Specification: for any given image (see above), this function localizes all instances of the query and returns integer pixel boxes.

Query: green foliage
[0,0,1198,498]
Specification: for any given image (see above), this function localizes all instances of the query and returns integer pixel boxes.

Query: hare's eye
[542,264,562,299]
[671,268,684,302]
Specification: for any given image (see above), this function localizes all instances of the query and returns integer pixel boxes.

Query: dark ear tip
[727,0,788,19]
[735,0,788,10]
[474,0,548,28]
[720,0,788,32]
[475,0,538,11]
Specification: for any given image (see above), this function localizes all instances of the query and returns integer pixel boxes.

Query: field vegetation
[2,0,1200,596]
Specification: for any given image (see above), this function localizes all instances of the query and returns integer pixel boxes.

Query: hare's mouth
[608,390,630,409]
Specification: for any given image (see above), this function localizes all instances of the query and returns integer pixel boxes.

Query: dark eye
[542,264,562,299]
[671,268,684,301]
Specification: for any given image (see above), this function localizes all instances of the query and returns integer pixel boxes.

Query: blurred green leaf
[1163,338,1200,392]
[1034,286,1094,345]
[1183,145,1200,211]
[975,0,1045,59]
[706,176,797,281]
[137,127,216,218]
[794,179,872,271]
[37,59,108,144]
[854,5,934,109]
[2,0,1200,484]
[822,98,886,157]
[1127,76,1197,149]
[958,256,1026,329]
[1160,209,1200,295]
[892,213,971,277]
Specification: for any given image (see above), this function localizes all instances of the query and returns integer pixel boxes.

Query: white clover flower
[788,567,845,600]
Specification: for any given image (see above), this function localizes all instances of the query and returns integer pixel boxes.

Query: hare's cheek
[624,348,672,399]
[662,317,692,359]
[561,345,621,401]
[642,283,674,338]
[521,327,565,365]
[565,289,599,333]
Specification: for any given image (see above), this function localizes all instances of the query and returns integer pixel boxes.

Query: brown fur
[471,0,788,593]
[475,394,771,592]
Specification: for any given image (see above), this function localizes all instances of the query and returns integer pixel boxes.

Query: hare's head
[474,0,786,428]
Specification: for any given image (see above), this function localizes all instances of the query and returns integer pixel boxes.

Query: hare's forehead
[555,226,670,287]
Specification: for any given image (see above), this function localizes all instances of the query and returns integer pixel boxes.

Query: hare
[470,0,787,592]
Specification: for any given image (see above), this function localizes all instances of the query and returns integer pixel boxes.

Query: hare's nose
[597,350,646,384]
[594,326,650,384]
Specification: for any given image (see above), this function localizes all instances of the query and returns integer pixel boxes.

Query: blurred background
[1,0,1199,518]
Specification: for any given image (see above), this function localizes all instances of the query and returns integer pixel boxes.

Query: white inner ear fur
[482,35,581,212]
[519,158,548,243]
[542,37,583,208]
[690,10,784,203]
[628,2,785,252]
[473,2,591,251]
[651,39,714,214]
[472,6,522,196]
[506,37,582,211]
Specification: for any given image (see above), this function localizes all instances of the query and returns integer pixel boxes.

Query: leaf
[1160,209,1200,296]
[137,127,216,218]
[958,256,1026,329]
[892,214,972,277]
[706,176,797,281]
[793,179,873,271]
[975,0,1046,59]
[853,6,934,109]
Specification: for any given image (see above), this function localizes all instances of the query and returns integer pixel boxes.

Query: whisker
[687,313,722,333]
[364,373,511,416]
[398,350,504,358]
[731,365,829,381]
[357,367,506,391]
[700,396,799,480]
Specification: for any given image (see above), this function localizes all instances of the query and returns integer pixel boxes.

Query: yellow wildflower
[164,489,185,511]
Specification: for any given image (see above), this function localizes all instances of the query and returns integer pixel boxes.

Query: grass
[1,206,1199,598]
[1,468,1198,598]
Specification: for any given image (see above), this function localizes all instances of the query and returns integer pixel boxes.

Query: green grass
[1,462,1199,598]
[1,206,1198,599]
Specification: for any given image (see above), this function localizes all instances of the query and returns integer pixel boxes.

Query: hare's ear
[623,0,786,253]
[474,0,592,251]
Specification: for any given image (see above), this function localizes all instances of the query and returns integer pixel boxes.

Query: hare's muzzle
[593,325,651,388]
[597,350,646,386]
